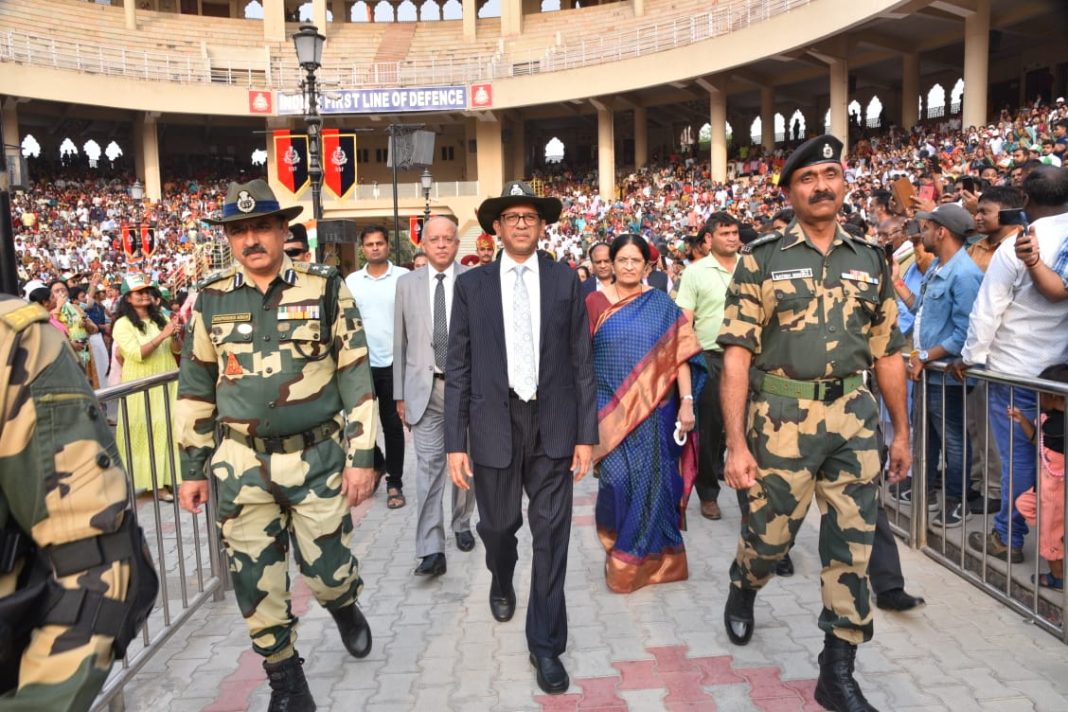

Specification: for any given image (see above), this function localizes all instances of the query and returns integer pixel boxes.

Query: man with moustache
[718,136,910,711]
[394,216,477,578]
[446,181,597,695]
[475,233,496,266]
[177,180,376,711]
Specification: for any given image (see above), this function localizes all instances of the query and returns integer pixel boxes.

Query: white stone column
[633,106,648,169]
[501,0,523,35]
[901,53,919,130]
[597,105,615,201]
[462,0,476,39]
[634,0,645,17]
[124,0,136,29]
[963,0,990,128]
[476,119,505,196]
[708,78,728,183]
[829,58,848,146]
[136,113,162,202]
[760,86,775,152]
[312,0,328,33]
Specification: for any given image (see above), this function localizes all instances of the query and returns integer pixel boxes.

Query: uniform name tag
[842,270,878,285]
[771,268,813,281]
[277,306,320,320]
[211,312,252,324]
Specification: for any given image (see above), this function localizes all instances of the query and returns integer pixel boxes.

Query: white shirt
[427,262,456,374]
[500,251,541,393]
[962,212,1068,376]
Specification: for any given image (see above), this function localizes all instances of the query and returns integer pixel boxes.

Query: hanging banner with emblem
[321,129,357,200]
[409,215,425,246]
[273,130,310,196]
[121,223,157,263]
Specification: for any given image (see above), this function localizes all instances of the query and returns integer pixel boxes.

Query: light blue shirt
[345,261,408,368]
[913,248,983,385]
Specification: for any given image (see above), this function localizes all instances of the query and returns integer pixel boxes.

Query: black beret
[778,134,843,188]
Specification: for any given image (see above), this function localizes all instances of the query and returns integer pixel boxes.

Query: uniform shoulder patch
[848,232,883,251]
[0,300,49,332]
[196,266,236,290]
[291,262,338,279]
[740,231,781,254]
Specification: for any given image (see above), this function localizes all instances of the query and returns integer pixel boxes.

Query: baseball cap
[915,204,975,238]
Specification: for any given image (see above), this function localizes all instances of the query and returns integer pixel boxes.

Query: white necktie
[512,265,537,401]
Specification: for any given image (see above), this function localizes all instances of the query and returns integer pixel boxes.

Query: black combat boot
[814,635,878,712]
[723,584,757,645]
[330,601,372,658]
[263,653,316,712]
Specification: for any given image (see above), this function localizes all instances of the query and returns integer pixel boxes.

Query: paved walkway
[119,465,1068,712]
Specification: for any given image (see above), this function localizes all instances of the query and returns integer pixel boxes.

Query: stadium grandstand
[2,1,1068,711]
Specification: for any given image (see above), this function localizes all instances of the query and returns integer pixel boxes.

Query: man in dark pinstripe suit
[445,181,598,696]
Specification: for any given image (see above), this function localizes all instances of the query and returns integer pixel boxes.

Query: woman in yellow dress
[112,274,182,501]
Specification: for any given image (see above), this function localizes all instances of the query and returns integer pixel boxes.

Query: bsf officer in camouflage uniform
[717,135,910,712]
[176,180,377,712]
[1,296,155,711]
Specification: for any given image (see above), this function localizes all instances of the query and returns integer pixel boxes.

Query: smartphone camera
[998,209,1028,228]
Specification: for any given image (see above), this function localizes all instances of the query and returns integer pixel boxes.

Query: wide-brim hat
[477,181,562,235]
[202,179,303,225]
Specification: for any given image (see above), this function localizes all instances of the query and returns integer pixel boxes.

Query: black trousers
[473,397,573,658]
[868,506,904,594]
[696,350,726,503]
[371,366,406,490]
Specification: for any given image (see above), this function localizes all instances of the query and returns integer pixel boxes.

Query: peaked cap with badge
[202,179,303,225]
[777,134,844,188]
[476,181,562,235]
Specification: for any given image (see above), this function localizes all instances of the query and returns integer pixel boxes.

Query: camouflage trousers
[211,433,362,660]
[731,388,880,645]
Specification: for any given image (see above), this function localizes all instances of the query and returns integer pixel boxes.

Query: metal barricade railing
[90,371,228,712]
[884,360,1068,642]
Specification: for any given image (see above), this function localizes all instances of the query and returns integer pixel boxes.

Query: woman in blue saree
[586,235,705,593]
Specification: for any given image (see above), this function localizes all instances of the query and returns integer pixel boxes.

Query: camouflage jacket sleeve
[0,300,130,709]
[715,251,766,353]
[869,256,906,359]
[175,292,219,481]
[332,278,377,468]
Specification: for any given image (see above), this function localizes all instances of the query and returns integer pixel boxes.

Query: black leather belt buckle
[262,436,284,455]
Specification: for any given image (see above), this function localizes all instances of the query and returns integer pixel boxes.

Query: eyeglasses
[284,247,308,258]
[498,212,541,227]
[615,257,646,267]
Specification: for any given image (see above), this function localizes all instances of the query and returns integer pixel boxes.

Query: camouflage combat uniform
[717,221,904,644]
[176,257,376,661]
[0,297,131,711]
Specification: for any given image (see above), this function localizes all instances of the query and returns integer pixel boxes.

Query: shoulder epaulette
[196,266,236,290]
[848,233,883,251]
[740,231,782,254]
[291,262,338,279]
[0,299,49,332]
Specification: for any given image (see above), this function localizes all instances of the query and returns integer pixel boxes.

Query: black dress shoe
[329,602,372,658]
[414,553,446,577]
[875,587,925,612]
[529,654,569,694]
[490,590,516,622]
[724,584,757,646]
[775,553,795,577]
[455,530,476,552]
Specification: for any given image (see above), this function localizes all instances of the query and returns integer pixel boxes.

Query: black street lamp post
[292,24,325,257]
[420,168,433,224]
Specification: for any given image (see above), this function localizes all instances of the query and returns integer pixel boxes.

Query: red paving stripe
[573,514,596,527]
[202,496,373,712]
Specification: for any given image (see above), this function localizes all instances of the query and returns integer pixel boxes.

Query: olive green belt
[224,420,340,455]
[759,373,865,402]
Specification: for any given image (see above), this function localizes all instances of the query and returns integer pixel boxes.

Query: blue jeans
[988,383,1038,549]
[925,383,971,502]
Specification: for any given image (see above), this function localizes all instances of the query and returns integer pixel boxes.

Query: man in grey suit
[395,216,477,577]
